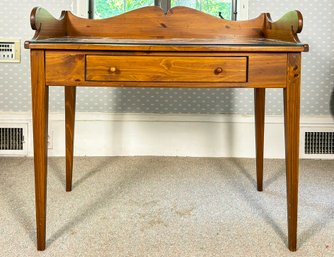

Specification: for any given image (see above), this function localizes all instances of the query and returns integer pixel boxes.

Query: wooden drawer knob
[215,67,223,75]
[109,67,117,73]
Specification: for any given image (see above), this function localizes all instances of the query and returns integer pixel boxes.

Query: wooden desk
[25,6,308,251]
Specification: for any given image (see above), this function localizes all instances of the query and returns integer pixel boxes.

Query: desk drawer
[86,56,247,83]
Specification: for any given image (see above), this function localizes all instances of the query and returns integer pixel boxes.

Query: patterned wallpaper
[0,0,73,112]
[0,0,333,115]
[249,0,334,117]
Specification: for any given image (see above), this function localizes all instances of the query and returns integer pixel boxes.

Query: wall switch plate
[0,39,20,63]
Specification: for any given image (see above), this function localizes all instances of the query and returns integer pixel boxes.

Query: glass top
[29,37,304,47]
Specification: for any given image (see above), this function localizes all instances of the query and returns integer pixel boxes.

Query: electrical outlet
[0,39,20,63]
[48,131,54,149]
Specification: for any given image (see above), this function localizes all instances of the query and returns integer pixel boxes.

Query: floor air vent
[0,127,24,150]
[304,132,334,154]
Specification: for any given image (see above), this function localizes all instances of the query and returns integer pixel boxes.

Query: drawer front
[46,52,85,83]
[86,56,247,83]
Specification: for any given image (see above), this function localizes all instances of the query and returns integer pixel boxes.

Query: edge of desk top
[26,37,307,52]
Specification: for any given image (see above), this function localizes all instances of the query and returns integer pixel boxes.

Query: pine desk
[25,6,308,251]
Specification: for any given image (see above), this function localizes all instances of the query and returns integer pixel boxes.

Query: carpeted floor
[0,157,333,257]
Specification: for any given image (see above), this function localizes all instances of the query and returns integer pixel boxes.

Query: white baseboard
[0,112,333,159]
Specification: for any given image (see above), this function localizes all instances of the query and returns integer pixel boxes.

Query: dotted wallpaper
[249,0,334,116]
[0,0,333,115]
[0,0,73,112]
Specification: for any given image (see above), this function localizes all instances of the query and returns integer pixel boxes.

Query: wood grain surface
[65,87,76,192]
[284,53,301,252]
[86,55,247,82]
[26,5,308,252]
[25,6,308,52]
[45,52,287,88]
[31,50,48,251]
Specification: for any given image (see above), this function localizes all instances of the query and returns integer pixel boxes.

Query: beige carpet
[0,157,333,257]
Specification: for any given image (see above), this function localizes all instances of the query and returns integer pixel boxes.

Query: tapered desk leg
[254,88,265,192]
[65,86,76,192]
[284,53,301,252]
[31,50,49,251]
